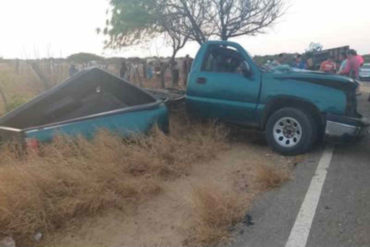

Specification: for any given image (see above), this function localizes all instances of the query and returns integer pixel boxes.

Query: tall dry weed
[0,117,228,244]
[255,164,291,190]
[189,185,247,247]
[0,61,69,114]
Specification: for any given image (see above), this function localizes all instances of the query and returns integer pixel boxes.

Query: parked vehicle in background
[359,63,370,81]
[186,41,367,155]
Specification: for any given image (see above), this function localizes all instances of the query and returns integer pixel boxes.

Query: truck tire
[265,107,317,155]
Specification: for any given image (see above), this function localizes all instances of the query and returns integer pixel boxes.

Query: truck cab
[186,41,366,155]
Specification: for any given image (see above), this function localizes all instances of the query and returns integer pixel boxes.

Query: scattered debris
[33,232,43,242]
[243,214,255,226]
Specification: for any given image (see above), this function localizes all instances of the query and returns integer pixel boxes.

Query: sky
[0,0,369,59]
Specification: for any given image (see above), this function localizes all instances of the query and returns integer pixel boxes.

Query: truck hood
[270,67,359,91]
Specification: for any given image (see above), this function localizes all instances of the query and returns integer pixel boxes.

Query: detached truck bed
[0,68,168,145]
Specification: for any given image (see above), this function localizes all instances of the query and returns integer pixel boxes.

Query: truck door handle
[196,77,207,84]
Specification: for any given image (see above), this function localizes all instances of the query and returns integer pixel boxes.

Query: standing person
[354,50,364,67]
[154,61,161,79]
[159,62,167,88]
[132,63,142,86]
[171,60,180,86]
[340,50,362,79]
[293,54,307,69]
[119,61,127,80]
[306,54,314,70]
[143,61,147,80]
[146,62,154,80]
[337,52,348,74]
[69,64,78,77]
[271,53,285,67]
[320,55,337,73]
[183,55,192,85]
[137,62,145,82]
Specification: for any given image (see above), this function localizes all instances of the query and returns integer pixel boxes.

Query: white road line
[285,146,334,247]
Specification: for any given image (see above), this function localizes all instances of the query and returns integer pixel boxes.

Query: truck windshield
[202,45,245,74]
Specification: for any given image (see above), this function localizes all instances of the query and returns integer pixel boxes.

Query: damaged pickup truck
[0,69,168,145]
[186,41,367,155]
[0,41,366,155]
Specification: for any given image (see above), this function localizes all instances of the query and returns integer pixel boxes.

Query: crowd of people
[119,55,193,88]
[267,49,365,80]
[119,60,148,87]
[67,55,193,89]
[318,50,364,79]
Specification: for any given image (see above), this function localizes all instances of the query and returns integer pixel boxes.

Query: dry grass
[185,158,293,246]
[255,164,291,190]
[188,185,248,247]
[0,65,40,113]
[0,116,228,245]
[0,61,69,114]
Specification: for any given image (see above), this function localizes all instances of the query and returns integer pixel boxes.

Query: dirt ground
[360,81,370,93]
[42,134,299,247]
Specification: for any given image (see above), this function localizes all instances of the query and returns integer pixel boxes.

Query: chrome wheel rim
[273,117,302,148]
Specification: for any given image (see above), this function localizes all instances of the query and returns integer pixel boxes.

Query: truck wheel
[266,107,317,155]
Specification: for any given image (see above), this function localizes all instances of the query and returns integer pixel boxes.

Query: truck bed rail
[145,88,185,110]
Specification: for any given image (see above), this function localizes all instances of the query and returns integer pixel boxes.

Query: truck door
[186,43,261,125]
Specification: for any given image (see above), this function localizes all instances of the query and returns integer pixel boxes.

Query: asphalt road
[233,90,370,247]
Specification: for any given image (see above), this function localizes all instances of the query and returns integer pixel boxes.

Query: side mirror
[241,61,252,77]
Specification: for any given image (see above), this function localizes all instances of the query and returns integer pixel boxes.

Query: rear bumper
[325,114,369,139]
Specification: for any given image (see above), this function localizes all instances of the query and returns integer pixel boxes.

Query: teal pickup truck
[0,42,366,155]
[186,41,367,155]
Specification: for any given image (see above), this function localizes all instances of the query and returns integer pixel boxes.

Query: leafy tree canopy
[100,0,162,49]
[102,0,285,48]
[67,53,105,64]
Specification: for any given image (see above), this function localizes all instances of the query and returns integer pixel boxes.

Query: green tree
[102,0,284,47]
[100,0,189,59]
[100,0,160,48]
[306,42,323,53]
[67,53,104,64]
[100,0,190,87]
